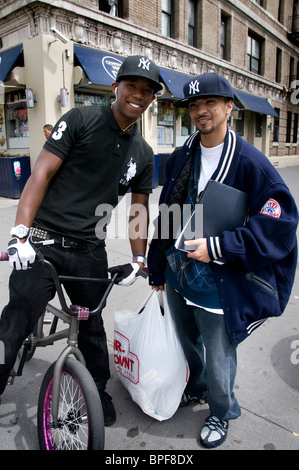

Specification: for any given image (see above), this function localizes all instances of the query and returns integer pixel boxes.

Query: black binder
[175,180,249,252]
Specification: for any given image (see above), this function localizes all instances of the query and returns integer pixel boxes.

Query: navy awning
[74,45,124,86]
[159,67,191,98]
[233,89,278,117]
[0,44,23,82]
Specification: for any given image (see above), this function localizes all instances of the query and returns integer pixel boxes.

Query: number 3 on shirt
[52,121,67,141]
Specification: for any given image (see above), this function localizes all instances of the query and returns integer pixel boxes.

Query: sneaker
[180,391,207,407]
[200,415,229,448]
[99,391,116,427]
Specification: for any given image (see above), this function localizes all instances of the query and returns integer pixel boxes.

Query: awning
[233,88,278,117]
[74,48,192,97]
[159,67,191,98]
[0,44,23,82]
[74,45,124,86]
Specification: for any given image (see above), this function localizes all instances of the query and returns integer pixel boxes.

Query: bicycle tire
[37,357,105,450]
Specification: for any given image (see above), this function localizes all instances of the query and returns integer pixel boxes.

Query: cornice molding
[0,1,292,105]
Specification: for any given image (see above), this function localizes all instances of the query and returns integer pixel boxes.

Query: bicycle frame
[3,255,118,428]
[38,259,119,427]
[34,303,85,427]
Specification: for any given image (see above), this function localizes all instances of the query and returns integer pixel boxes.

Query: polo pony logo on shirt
[189,80,200,96]
[119,158,137,186]
[138,57,151,71]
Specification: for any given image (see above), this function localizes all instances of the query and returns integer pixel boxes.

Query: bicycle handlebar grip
[0,251,9,261]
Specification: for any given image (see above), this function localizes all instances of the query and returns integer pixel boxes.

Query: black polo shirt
[34,106,154,243]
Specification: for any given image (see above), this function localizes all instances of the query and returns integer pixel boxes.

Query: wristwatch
[132,255,147,266]
[10,224,30,239]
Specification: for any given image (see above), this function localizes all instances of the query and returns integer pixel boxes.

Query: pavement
[0,166,298,454]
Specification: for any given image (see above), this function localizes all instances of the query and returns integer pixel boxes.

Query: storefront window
[157,101,174,146]
[5,91,29,149]
[157,100,194,147]
[75,92,107,107]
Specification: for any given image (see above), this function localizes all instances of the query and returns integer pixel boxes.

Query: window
[278,0,284,23]
[99,0,123,16]
[6,91,30,149]
[255,114,263,137]
[286,111,292,143]
[75,93,107,107]
[235,111,244,136]
[157,101,175,146]
[221,15,228,60]
[157,101,194,147]
[276,48,282,83]
[293,113,298,143]
[188,1,196,47]
[254,0,263,6]
[289,57,295,87]
[162,0,172,37]
[247,33,262,74]
[273,108,280,142]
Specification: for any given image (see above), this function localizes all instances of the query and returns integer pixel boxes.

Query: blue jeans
[166,281,241,421]
[0,242,109,396]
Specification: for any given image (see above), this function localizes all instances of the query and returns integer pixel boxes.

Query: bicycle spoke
[44,371,90,450]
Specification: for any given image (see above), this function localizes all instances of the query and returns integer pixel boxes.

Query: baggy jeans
[166,281,241,421]
[0,242,110,396]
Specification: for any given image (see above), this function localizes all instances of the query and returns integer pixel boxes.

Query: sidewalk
[0,167,298,451]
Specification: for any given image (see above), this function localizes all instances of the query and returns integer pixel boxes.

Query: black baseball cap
[174,73,234,107]
[116,55,163,93]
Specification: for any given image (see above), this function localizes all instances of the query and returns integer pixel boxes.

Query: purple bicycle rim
[42,370,89,450]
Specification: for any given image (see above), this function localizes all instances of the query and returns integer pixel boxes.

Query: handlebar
[0,251,9,261]
[1,251,119,317]
[41,258,119,317]
[0,251,147,317]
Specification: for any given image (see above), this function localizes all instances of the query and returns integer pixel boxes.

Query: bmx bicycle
[0,250,119,450]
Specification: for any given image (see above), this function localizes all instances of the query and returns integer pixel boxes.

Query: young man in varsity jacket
[148,73,298,448]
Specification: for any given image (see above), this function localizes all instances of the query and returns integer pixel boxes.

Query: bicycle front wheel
[37,357,105,450]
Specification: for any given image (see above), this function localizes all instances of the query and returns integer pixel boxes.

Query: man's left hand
[108,263,140,286]
[184,238,211,263]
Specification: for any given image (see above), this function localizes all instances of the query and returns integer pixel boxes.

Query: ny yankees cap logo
[189,80,200,95]
[116,55,163,92]
[174,73,235,107]
[138,57,151,71]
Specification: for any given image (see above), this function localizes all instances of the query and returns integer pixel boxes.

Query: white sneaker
[200,415,229,448]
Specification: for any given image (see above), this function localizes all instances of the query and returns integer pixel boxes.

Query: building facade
[0,0,299,174]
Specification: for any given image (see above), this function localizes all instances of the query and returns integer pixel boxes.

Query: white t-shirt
[197,142,224,194]
[186,142,224,314]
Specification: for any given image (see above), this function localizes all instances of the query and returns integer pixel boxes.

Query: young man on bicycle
[0,55,162,426]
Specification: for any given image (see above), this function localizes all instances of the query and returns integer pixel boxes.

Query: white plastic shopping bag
[114,290,189,421]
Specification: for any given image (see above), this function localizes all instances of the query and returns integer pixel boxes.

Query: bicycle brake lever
[138,268,149,279]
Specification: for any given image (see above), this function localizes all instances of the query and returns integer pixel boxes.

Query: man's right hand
[151,285,164,291]
[7,238,36,270]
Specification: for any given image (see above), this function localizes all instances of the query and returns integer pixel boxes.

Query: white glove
[7,238,36,270]
[108,263,140,286]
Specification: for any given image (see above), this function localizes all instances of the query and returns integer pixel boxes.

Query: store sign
[102,56,122,81]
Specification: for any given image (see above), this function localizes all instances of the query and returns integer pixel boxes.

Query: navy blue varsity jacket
[148,130,298,345]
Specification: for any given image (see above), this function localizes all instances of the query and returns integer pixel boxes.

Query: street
[0,166,298,451]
